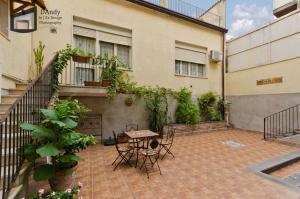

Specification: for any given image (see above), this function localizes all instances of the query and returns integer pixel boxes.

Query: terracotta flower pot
[101,80,111,87]
[49,165,77,192]
[84,81,101,87]
[72,55,90,63]
[125,96,133,106]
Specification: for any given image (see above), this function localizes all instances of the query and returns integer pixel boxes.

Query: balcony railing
[59,60,102,86]
[144,0,222,27]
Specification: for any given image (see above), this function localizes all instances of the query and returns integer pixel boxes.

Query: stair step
[0,104,13,112]
[1,96,19,104]
[15,83,28,90]
[8,89,24,96]
[0,184,23,199]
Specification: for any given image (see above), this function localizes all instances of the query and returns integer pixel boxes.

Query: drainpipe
[222,32,225,101]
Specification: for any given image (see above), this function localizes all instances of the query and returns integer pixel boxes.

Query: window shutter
[175,47,206,64]
[99,31,131,46]
[73,26,96,38]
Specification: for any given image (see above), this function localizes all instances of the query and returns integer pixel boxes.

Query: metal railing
[264,104,300,140]
[0,60,54,198]
[144,0,222,27]
[59,60,102,86]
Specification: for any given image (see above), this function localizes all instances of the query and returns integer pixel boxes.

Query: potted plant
[20,99,97,191]
[100,54,123,88]
[71,48,90,63]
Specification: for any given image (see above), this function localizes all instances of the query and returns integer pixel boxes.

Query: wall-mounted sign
[11,7,37,33]
[257,77,283,86]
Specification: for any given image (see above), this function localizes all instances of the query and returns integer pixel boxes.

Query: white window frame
[99,41,131,69]
[175,60,206,78]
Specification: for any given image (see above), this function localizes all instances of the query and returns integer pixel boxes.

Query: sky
[187,0,274,38]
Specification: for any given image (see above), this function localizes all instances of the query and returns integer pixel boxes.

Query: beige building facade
[0,0,227,98]
[226,9,300,132]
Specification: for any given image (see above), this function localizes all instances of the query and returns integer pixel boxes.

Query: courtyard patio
[74,129,300,199]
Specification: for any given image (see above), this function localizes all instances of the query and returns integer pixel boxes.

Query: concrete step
[0,184,23,199]
[0,96,19,104]
[8,89,24,96]
[0,104,13,112]
[15,83,28,90]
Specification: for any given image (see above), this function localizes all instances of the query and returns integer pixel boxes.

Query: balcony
[58,60,108,97]
[136,0,223,27]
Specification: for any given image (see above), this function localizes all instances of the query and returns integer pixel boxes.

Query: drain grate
[222,140,245,148]
[283,172,300,187]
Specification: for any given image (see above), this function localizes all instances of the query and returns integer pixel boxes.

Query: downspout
[222,32,225,101]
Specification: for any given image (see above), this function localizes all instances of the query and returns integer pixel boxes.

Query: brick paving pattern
[74,129,300,199]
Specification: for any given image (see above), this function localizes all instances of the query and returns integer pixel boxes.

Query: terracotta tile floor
[75,129,300,199]
[271,160,300,179]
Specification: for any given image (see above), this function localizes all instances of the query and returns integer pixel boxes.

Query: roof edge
[126,0,228,33]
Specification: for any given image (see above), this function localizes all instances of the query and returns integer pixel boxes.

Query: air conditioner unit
[210,50,222,62]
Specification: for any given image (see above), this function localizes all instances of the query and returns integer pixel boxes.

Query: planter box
[84,81,101,87]
[164,121,227,136]
[101,80,111,87]
[72,55,90,64]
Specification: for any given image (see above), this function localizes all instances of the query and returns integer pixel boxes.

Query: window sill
[175,74,208,79]
[0,31,10,41]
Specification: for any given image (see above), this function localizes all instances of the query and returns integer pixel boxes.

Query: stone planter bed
[164,121,228,136]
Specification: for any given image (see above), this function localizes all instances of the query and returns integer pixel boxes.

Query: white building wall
[227,9,300,72]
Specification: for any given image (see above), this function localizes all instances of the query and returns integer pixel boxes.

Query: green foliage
[52,45,74,92]
[20,99,97,182]
[144,87,169,133]
[71,47,88,57]
[100,53,127,98]
[28,185,81,199]
[175,88,200,125]
[124,83,174,133]
[197,92,224,121]
[34,41,45,75]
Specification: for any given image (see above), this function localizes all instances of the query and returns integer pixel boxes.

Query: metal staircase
[0,61,54,199]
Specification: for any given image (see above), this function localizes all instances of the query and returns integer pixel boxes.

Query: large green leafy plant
[197,92,224,121]
[20,99,96,182]
[175,88,200,125]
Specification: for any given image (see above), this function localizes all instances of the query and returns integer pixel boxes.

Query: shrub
[198,92,224,121]
[175,88,200,125]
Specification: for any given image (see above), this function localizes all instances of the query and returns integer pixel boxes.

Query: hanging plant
[124,95,134,106]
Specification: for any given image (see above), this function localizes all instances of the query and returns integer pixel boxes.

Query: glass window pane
[100,41,114,57]
[117,44,130,68]
[182,62,189,76]
[190,63,199,76]
[175,60,181,75]
[199,65,206,77]
[76,67,95,85]
[74,35,96,54]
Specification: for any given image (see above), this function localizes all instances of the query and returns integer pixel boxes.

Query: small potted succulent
[71,48,90,63]
[20,99,97,191]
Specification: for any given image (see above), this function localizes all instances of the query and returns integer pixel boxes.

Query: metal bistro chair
[140,138,163,179]
[111,131,134,171]
[160,127,175,160]
[126,123,139,132]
